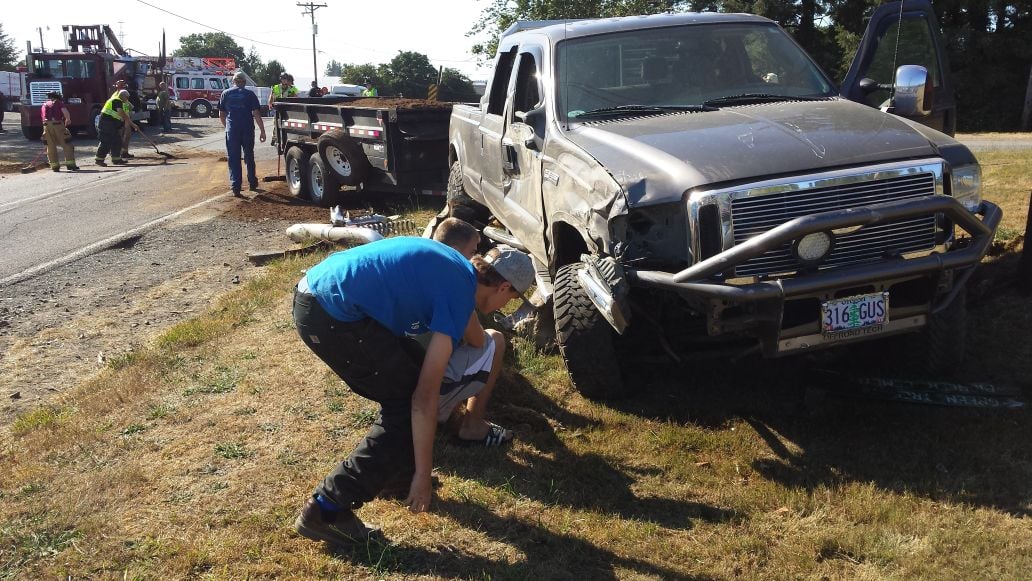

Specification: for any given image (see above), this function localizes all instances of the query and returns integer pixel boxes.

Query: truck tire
[446,161,492,228]
[897,286,967,377]
[285,147,311,199]
[317,130,369,186]
[308,154,342,207]
[22,125,43,141]
[554,262,628,400]
[190,100,212,118]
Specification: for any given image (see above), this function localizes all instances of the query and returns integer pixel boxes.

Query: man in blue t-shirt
[218,72,266,196]
[291,236,534,547]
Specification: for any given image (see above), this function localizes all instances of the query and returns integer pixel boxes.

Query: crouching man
[292,234,533,547]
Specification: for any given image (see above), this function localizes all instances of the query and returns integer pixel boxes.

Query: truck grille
[30,82,63,105]
[730,172,938,277]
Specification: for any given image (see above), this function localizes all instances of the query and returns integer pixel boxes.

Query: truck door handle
[502,140,518,172]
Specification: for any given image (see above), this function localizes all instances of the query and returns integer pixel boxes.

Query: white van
[325,84,364,97]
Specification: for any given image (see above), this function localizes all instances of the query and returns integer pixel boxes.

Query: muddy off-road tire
[446,161,491,227]
[285,147,311,198]
[318,130,369,187]
[554,262,627,399]
[308,154,342,208]
[897,286,968,377]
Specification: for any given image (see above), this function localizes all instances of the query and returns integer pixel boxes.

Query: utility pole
[297,2,327,87]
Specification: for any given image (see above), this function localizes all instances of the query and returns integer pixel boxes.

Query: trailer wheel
[22,125,43,141]
[308,154,342,207]
[317,129,369,186]
[285,147,311,198]
[554,262,628,400]
[190,100,212,118]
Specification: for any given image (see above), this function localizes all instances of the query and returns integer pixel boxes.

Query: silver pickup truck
[444,2,1001,399]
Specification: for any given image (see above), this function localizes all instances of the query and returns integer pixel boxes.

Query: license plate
[821,292,889,334]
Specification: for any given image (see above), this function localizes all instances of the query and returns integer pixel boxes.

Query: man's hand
[404,472,433,513]
[259,130,267,143]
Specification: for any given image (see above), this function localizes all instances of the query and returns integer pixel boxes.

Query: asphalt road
[0,116,277,285]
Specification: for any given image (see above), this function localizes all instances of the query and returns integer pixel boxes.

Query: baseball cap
[484,246,534,294]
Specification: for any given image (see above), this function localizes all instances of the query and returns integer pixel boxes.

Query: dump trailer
[273,96,455,206]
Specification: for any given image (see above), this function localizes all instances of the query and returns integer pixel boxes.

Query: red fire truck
[20,24,161,140]
[166,57,251,118]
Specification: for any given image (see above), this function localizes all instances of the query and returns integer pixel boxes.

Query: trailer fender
[317,129,370,186]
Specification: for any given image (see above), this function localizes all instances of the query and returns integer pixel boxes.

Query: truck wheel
[317,130,369,186]
[897,286,967,377]
[446,161,492,228]
[22,125,43,141]
[308,154,342,207]
[554,262,628,399]
[285,147,311,198]
[190,100,211,118]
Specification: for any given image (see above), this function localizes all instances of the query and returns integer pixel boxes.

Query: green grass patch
[214,442,252,460]
[10,406,69,437]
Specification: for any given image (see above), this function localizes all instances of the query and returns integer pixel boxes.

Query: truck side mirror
[890,65,932,117]
[518,105,546,150]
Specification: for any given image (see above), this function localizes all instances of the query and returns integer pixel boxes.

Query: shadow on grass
[327,499,715,580]
[605,265,1032,517]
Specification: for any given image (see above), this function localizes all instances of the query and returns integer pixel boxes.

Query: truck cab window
[65,59,95,79]
[192,78,206,90]
[210,78,222,90]
[859,17,940,108]
[512,53,541,121]
[176,77,189,90]
[487,47,517,116]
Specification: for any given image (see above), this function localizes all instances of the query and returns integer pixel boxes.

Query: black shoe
[123,152,135,159]
[51,166,61,172]
[232,188,243,197]
[112,159,128,165]
[95,159,107,167]
[294,497,380,547]
[67,165,80,171]
[248,182,260,191]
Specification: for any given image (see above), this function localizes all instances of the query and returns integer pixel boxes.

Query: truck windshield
[557,22,835,120]
[65,59,96,79]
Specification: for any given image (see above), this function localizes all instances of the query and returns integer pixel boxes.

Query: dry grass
[3,157,1032,579]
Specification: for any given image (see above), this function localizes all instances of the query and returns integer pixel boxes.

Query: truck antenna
[888,0,905,108]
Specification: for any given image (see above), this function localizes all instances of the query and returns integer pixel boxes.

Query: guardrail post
[1020,190,1032,295]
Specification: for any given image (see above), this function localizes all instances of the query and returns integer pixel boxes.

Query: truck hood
[564,99,943,206]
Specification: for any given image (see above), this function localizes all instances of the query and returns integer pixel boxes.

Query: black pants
[95,115,122,161]
[292,289,425,509]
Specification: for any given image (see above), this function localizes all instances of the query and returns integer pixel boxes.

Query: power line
[134,0,312,51]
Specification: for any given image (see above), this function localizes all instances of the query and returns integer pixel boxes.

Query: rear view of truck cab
[446,1,1001,400]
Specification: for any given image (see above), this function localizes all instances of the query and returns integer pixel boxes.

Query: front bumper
[625,196,1002,355]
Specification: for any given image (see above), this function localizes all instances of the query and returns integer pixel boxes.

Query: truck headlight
[951,164,981,213]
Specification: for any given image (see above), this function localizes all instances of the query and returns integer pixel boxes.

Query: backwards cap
[484,246,534,294]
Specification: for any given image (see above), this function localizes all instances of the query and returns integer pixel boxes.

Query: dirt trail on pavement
[0,157,328,424]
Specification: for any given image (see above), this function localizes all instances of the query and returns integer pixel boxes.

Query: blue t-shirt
[306,237,476,345]
[218,86,259,128]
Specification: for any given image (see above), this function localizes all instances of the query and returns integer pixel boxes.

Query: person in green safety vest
[268,72,298,146]
[95,90,140,166]
[361,81,378,97]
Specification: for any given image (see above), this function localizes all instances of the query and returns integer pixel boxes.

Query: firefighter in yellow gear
[95,90,139,166]
[40,91,78,171]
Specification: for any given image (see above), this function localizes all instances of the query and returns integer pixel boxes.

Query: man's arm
[251,109,266,142]
[406,331,452,513]
[461,312,486,348]
[61,106,71,122]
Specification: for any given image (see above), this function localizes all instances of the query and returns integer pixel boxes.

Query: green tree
[0,24,19,71]
[257,60,285,87]
[324,59,344,77]
[339,63,388,89]
[438,68,479,102]
[173,32,246,63]
[240,47,264,76]
[386,51,437,98]
[469,0,689,61]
